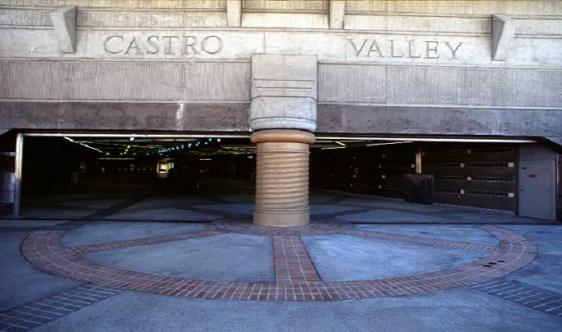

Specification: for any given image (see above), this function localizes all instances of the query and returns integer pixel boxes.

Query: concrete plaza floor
[16,178,550,224]
[1,185,561,331]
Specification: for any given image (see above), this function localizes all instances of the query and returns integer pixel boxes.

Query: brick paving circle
[21,223,536,301]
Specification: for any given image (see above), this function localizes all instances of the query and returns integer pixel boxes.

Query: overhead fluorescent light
[26,133,250,138]
[64,137,104,153]
[366,141,413,147]
[321,146,347,150]
[317,136,535,143]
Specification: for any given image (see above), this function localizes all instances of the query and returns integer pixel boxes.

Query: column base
[253,208,310,227]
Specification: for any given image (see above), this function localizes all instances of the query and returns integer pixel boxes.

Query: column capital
[251,129,316,145]
[250,54,318,132]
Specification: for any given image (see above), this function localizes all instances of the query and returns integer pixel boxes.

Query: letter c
[103,35,125,54]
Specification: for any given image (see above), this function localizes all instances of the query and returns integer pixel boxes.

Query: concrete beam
[227,0,242,27]
[329,0,346,29]
[50,6,77,54]
[0,102,250,132]
[316,104,562,148]
[492,15,515,61]
[1,102,561,149]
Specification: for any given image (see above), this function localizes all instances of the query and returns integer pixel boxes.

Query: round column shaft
[251,129,315,227]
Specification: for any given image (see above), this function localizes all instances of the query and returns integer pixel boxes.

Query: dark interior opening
[311,141,519,212]
[5,134,527,219]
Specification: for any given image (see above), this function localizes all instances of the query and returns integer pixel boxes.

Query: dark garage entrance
[12,134,255,221]
[0,132,558,223]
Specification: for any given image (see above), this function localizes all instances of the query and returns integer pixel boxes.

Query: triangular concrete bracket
[50,6,77,54]
[491,15,515,61]
[546,136,562,149]
[227,0,242,27]
[330,0,346,29]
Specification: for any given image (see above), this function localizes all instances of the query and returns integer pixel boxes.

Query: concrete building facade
[0,1,561,223]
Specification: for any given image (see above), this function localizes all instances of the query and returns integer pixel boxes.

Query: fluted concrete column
[250,54,317,227]
[251,129,315,227]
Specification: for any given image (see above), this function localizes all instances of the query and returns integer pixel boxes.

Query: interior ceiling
[26,133,532,160]
[63,136,408,158]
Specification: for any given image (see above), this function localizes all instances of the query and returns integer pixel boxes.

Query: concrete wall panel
[0,1,227,10]
[3,27,561,66]
[0,0,560,145]
[318,63,562,108]
[344,15,491,34]
[345,1,562,16]
[0,60,251,102]
[242,0,328,12]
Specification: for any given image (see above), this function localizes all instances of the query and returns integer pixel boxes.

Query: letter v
[349,39,368,56]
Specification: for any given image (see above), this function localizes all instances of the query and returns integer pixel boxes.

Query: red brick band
[273,236,321,283]
[21,225,536,301]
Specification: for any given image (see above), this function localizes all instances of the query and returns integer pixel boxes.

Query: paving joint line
[472,279,562,316]
[346,229,497,253]
[69,228,221,254]
[0,284,121,331]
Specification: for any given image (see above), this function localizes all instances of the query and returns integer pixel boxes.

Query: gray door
[519,160,556,220]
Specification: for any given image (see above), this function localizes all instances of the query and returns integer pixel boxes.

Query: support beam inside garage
[13,133,23,216]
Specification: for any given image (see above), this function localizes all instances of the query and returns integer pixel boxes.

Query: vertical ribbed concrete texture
[251,130,315,227]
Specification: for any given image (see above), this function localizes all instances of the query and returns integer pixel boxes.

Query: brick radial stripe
[346,230,497,253]
[20,225,536,302]
[273,236,321,283]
